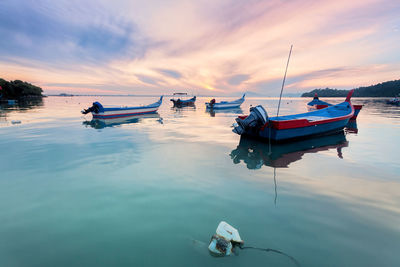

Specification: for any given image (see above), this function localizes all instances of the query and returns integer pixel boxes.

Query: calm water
[0,96,399,267]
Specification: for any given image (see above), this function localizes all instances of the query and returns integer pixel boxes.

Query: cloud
[0,0,399,95]
[227,74,250,85]
[0,0,148,64]
[155,68,182,79]
[136,74,164,86]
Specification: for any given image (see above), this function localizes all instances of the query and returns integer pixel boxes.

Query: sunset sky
[0,0,399,95]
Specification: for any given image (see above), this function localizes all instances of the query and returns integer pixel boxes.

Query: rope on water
[240,245,301,267]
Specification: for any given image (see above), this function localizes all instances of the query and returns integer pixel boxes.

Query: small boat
[387,96,399,105]
[170,95,196,107]
[232,90,355,142]
[205,94,245,109]
[81,96,163,119]
[307,93,362,119]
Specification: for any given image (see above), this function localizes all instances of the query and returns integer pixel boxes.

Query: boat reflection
[0,98,44,124]
[345,119,358,134]
[0,98,43,110]
[230,131,348,169]
[82,113,162,129]
[207,107,243,117]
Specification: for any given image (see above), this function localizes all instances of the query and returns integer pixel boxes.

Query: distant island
[301,79,400,97]
[57,93,74,97]
[0,78,44,100]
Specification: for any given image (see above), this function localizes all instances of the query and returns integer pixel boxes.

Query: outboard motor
[209,99,216,108]
[81,102,102,114]
[232,105,268,135]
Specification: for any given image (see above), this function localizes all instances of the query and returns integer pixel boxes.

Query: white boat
[81,96,163,119]
[205,94,245,109]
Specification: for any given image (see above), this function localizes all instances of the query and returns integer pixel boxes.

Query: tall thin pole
[276,45,293,117]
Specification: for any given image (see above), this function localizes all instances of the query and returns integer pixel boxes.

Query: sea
[0,96,399,267]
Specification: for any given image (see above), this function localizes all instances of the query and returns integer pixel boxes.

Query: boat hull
[255,117,351,142]
[205,94,245,109]
[92,107,159,119]
[83,96,163,119]
[170,96,196,107]
[205,103,242,109]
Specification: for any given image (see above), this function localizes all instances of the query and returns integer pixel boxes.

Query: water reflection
[345,119,358,134]
[206,107,243,117]
[230,131,348,169]
[82,113,162,129]
[352,98,400,118]
[0,98,43,111]
[0,98,44,124]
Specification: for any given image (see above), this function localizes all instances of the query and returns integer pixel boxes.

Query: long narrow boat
[205,94,245,109]
[232,90,355,142]
[307,93,362,119]
[81,96,163,119]
[170,96,196,107]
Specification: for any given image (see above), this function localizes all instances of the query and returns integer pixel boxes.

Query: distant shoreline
[301,79,400,97]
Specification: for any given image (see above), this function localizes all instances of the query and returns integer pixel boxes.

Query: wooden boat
[81,96,163,119]
[205,94,245,109]
[230,131,348,168]
[307,93,362,119]
[232,90,355,142]
[170,96,196,107]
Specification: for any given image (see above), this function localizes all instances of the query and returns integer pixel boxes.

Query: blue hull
[256,118,351,142]
[205,94,245,109]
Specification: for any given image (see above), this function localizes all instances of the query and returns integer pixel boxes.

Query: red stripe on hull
[260,106,354,130]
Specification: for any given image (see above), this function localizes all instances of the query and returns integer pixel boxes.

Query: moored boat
[81,96,163,119]
[387,96,399,105]
[307,93,362,119]
[233,90,355,142]
[205,94,245,109]
[170,96,196,107]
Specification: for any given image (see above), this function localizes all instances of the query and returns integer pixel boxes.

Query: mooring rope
[240,246,301,267]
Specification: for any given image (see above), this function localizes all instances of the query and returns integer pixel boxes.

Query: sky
[0,0,399,96]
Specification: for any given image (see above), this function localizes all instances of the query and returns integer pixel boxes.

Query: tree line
[0,78,43,100]
[301,79,400,97]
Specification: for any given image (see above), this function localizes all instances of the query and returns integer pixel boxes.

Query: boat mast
[276,45,293,117]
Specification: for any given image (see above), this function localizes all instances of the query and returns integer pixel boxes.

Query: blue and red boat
[233,90,355,142]
[81,96,163,119]
[307,93,362,119]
